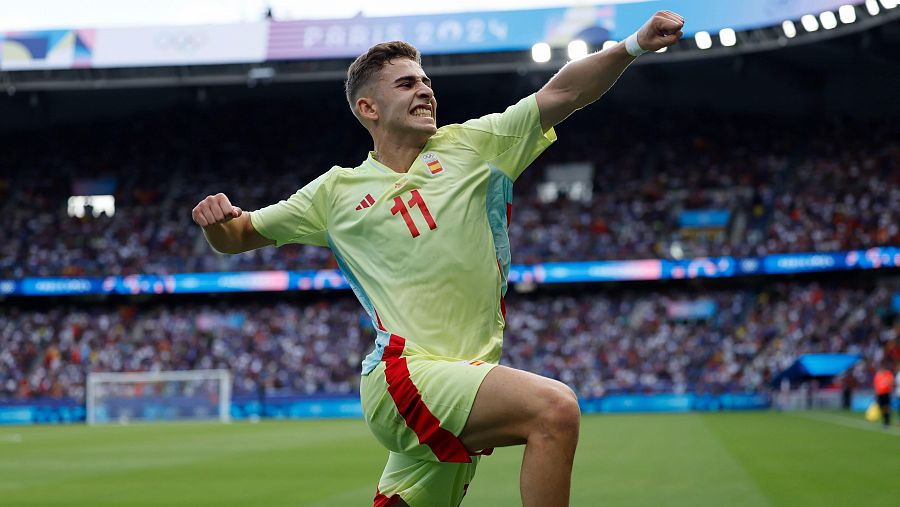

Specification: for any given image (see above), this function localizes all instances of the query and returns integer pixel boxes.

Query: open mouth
[410,106,433,118]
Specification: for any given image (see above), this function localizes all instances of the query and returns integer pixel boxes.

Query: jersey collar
[365,145,434,176]
[365,152,392,174]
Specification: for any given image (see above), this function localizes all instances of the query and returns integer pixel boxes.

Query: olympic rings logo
[154,31,208,53]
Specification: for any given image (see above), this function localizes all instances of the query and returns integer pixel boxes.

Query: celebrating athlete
[192,11,684,507]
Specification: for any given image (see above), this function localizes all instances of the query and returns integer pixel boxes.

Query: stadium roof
[1,1,898,92]
[0,4,897,129]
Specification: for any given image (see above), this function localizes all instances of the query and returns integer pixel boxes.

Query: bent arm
[536,10,685,131]
[202,213,273,254]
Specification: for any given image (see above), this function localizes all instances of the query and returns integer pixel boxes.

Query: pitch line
[789,411,900,436]
[0,434,23,443]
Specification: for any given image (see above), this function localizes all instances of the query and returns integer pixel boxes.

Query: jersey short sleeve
[455,93,557,181]
[249,167,337,247]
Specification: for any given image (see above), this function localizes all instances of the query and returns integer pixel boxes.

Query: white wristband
[624,33,648,57]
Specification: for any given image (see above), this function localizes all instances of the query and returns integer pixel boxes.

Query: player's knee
[534,382,580,439]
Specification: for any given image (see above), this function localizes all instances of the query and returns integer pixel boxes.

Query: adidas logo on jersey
[355,194,375,211]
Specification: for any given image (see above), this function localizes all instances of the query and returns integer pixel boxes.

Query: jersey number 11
[390,189,438,238]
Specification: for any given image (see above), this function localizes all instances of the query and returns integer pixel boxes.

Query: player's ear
[356,96,378,122]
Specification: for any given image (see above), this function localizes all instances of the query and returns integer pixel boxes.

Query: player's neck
[372,141,425,174]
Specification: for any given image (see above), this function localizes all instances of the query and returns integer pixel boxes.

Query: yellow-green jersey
[250,93,556,374]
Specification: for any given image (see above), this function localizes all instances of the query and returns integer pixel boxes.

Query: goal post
[86,369,232,425]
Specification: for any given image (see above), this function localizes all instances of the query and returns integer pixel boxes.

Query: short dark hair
[345,41,421,115]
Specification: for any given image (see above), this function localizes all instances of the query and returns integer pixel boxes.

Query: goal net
[86,369,232,425]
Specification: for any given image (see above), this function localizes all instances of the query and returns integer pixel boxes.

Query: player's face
[374,58,438,138]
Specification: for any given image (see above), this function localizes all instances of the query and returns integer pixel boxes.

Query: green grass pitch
[2,411,899,506]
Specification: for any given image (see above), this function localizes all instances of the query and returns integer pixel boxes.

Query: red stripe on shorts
[382,334,472,463]
[373,489,401,507]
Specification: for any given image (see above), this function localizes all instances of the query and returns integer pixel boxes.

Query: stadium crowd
[1,104,897,278]
[3,280,897,401]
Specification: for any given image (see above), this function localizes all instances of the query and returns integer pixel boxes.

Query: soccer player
[192,11,684,507]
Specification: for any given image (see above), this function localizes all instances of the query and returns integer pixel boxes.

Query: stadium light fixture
[602,40,618,51]
[567,39,589,60]
[719,28,737,47]
[819,11,838,29]
[801,14,820,31]
[866,0,880,15]
[879,0,897,9]
[782,20,797,38]
[695,31,712,49]
[531,42,551,63]
[839,5,857,23]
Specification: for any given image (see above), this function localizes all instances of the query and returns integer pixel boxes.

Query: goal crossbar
[86,369,232,425]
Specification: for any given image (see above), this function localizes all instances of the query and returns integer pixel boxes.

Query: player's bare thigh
[459,365,580,452]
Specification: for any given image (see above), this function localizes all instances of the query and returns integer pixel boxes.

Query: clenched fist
[192,193,242,228]
[636,10,685,52]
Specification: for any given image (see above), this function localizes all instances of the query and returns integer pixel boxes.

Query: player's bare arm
[192,193,273,254]
[535,10,685,131]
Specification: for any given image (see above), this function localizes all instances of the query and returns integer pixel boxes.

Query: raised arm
[535,10,685,131]
[192,193,274,254]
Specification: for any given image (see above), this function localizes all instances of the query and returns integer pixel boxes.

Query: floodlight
[695,31,712,49]
[866,0,880,15]
[567,40,589,60]
[532,42,551,63]
[879,0,897,9]
[782,20,797,38]
[838,5,857,23]
[719,28,736,46]
[819,11,838,29]
[801,14,819,31]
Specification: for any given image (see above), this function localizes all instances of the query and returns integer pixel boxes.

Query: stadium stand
[3,278,897,401]
[2,5,898,424]
[1,105,897,277]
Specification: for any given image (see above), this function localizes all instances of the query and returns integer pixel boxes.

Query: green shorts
[361,334,497,506]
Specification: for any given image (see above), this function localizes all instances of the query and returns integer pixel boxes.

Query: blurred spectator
[3,279,896,400]
[1,105,897,278]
